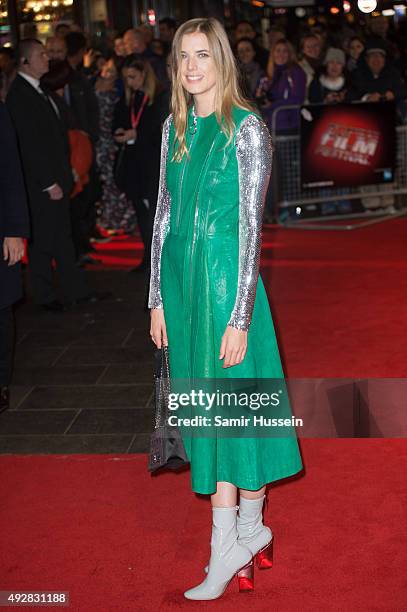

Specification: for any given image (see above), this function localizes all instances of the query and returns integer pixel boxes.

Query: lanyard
[130,93,149,129]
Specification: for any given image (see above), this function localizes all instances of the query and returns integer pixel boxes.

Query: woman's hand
[219,325,248,368]
[324,92,338,103]
[150,308,168,348]
[83,49,95,69]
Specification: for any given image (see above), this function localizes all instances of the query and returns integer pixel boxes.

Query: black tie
[38,87,60,118]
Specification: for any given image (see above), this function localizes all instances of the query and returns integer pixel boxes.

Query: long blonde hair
[170,17,255,162]
[123,55,158,106]
[267,38,298,81]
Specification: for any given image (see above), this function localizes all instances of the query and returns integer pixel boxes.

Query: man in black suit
[0,102,29,412]
[64,31,102,261]
[6,39,90,311]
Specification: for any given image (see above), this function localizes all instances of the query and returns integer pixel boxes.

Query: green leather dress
[149,105,303,494]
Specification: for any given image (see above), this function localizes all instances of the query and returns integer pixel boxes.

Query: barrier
[270,103,407,230]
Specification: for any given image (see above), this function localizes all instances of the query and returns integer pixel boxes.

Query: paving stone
[55,346,152,366]
[14,348,65,368]
[8,386,34,410]
[12,366,105,386]
[19,330,81,347]
[0,410,77,435]
[99,363,154,385]
[18,385,153,410]
[4,270,157,453]
[0,434,133,454]
[127,433,151,453]
[66,408,154,434]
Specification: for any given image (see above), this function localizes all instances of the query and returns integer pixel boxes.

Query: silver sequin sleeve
[148,114,172,309]
[227,114,273,331]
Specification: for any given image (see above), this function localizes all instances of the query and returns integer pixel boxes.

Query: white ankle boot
[204,495,273,574]
[184,505,253,600]
[238,495,273,567]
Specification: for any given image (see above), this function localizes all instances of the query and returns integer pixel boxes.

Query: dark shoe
[90,235,112,244]
[0,386,10,413]
[41,300,66,313]
[90,228,112,243]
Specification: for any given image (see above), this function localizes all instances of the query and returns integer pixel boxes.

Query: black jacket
[112,89,162,201]
[0,102,30,308]
[6,74,73,208]
[68,70,100,143]
[308,76,349,105]
[348,63,407,102]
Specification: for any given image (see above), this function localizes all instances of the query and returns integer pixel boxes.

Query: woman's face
[125,67,144,91]
[180,32,217,98]
[114,37,126,57]
[326,60,344,78]
[273,43,289,66]
[96,56,106,72]
[349,39,364,60]
[237,40,255,65]
[303,36,321,60]
[101,58,117,80]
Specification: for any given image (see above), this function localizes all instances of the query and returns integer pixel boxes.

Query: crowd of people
[1,13,407,303]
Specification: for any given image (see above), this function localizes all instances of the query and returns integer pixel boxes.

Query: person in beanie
[309,47,349,104]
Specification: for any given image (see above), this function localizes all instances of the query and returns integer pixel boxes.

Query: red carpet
[1,441,407,611]
[2,219,407,609]
[260,217,407,378]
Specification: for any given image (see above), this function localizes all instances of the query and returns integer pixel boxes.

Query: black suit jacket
[112,90,162,201]
[6,74,73,209]
[68,70,100,144]
[0,102,30,308]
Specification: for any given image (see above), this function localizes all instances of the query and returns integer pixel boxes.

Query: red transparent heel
[256,539,273,569]
[237,560,255,592]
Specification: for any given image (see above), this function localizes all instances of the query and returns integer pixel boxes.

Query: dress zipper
[188,132,222,324]
[176,122,199,232]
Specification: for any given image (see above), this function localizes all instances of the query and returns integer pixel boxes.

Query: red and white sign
[301,103,396,188]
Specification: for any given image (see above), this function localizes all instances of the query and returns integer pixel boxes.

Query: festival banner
[301,102,396,188]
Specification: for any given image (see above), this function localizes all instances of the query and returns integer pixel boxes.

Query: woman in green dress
[149,17,303,601]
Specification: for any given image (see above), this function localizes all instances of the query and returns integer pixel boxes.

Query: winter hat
[365,43,386,56]
[324,47,346,65]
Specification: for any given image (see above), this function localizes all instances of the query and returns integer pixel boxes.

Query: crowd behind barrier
[1,15,407,281]
[269,100,407,223]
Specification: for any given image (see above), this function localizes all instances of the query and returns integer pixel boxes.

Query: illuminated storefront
[19,0,74,40]
[0,0,11,45]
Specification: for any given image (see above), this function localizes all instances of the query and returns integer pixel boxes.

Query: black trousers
[29,195,89,304]
[0,305,14,386]
[70,166,100,257]
[131,196,152,263]
[126,190,157,308]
